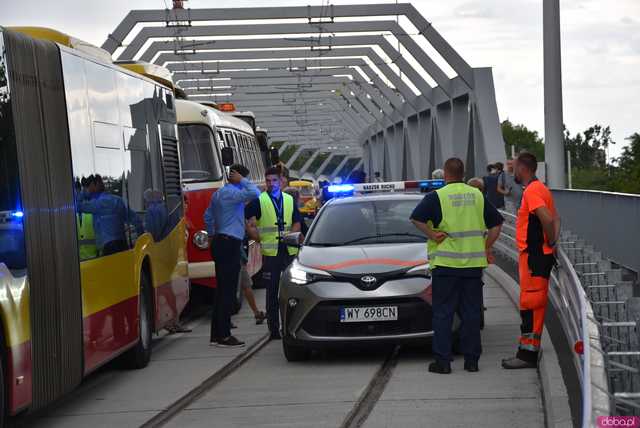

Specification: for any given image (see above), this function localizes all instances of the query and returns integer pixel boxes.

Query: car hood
[298,243,428,275]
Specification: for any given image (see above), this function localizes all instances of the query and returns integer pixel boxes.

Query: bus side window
[88,146,141,256]
[231,132,241,165]
[62,52,95,261]
[254,139,261,178]
[254,137,264,179]
[239,134,248,177]
[224,131,234,153]
[159,121,182,237]
[232,132,241,165]
[249,136,258,181]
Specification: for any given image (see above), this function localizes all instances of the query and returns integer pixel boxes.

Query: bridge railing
[552,189,640,275]
[495,211,612,427]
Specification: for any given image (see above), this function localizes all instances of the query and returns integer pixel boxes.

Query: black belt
[213,233,241,242]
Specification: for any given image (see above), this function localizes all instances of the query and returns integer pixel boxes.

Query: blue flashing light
[419,179,445,190]
[11,211,24,219]
[328,184,355,194]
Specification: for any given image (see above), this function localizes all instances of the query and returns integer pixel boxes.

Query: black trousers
[211,235,242,341]
[263,248,294,336]
[432,274,483,364]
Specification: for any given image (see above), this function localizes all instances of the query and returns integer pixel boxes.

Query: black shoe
[428,361,451,374]
[464,361,479,372]
[501,357,536,369]
[215,336,245,348]
[269,332,282,340]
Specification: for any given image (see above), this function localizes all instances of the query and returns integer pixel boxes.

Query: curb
[485,265,573,428]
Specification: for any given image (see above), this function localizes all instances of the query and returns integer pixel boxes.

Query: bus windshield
[298,186,314,197]
[178,124,223,183]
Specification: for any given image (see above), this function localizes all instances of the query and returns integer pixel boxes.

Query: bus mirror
[270,147,280,165]
[221,147,234,166]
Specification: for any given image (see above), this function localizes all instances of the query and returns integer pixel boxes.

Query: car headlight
[288,260,331,285]
[192,230,209,249]
[406,263,431,278]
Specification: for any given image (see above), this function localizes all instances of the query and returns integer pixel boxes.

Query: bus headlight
[193,230,209,250]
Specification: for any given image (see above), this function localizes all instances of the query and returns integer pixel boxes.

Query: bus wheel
[123,271,153,369]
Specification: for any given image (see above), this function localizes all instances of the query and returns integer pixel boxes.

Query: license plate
[339,306,398,323]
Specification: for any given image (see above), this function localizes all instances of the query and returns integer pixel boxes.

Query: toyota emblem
[360,275,378,288]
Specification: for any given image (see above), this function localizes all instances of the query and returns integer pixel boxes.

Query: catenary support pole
[566,149,572,189]
[543,0,566,188]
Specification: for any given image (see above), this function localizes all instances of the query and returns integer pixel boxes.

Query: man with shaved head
[411,158,503,374]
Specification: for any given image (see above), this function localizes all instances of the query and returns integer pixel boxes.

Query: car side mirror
[283,232,302,248]
[221,147,234,166]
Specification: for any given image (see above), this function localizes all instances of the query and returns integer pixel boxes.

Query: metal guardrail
[495,211,612,427]
[551,189,640,275]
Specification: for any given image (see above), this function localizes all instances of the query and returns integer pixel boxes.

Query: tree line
[501,120,640,194]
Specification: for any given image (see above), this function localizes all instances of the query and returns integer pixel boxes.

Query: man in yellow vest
[76,177,98,260]
[246,166,302,340]
[411,158,503,374]
[77,212,98,260]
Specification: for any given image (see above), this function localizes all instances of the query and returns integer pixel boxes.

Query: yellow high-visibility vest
[77,213,98,260]
[256,192,298,257]
[427,183,488,269]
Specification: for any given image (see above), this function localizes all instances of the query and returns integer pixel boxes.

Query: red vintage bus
[176,100,266,294]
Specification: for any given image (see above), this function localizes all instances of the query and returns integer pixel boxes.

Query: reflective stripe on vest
[431,250,487,259]
[256,192,299,257]
[429,183,488,269]
[445,231,486,238]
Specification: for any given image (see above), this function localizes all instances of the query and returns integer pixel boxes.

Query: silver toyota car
[279,193,436,361]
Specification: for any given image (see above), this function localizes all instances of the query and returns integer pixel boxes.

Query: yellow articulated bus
[0,27,188,423]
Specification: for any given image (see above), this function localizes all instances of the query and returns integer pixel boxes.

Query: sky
[4,0,639,158]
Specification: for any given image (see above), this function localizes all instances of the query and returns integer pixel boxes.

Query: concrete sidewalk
[26,291,269,428]
[362,273,545,428]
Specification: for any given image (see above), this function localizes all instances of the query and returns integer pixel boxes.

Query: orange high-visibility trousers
[517,251,554,363]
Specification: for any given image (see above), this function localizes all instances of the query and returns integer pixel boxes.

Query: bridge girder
[104,3,505,179]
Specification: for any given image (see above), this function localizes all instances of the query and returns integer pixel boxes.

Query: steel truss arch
[104,3,505,179]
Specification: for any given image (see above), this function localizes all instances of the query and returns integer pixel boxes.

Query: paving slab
[166,340,385,427]
[364,398,543,428]
[171,402,354,428]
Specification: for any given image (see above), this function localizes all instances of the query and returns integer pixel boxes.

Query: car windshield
[178,124,223,182]
[307,199,426,246]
